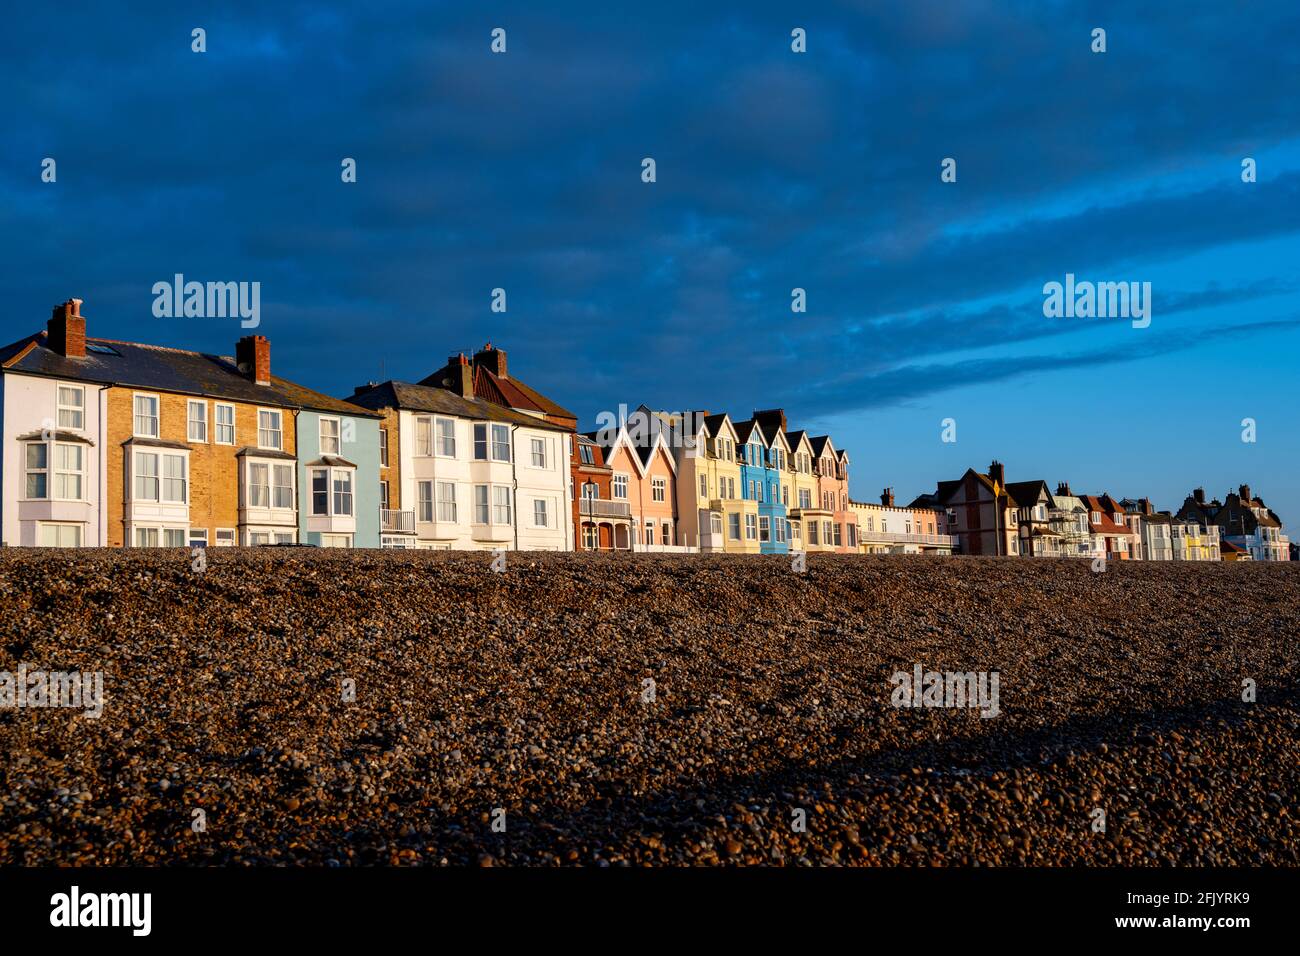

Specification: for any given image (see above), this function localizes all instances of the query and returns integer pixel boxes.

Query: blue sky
[3,1,1297,517]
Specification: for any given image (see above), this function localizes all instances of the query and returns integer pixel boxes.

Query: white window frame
[133,392,160,438]
[215,528,236,547]
[257,408,283,451]
[436,418,456,457]
[319,417,341,455]
[652,477,666,502]
[437,481,457,522]
[533,498,549,528]
[24,441,48,500]
[187,399,208,443]
[530,437,546,468]
[215,403,236,445]
[416,416,433,457]
[57,384,85,430]
[613,474,629,499]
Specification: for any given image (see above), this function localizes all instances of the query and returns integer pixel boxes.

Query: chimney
[48,298,86,358]
[753,408,788,433]
[473,342,507,378]
[881,487,895,507]
[236,335,271,385]
[988,460,1004,487]
[1193,487,1206,505]
[1056,481,1072,497]
[1239,484,1252,502]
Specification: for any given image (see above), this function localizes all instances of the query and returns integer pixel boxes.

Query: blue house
[291,397,383,548]
[736,418,789,554]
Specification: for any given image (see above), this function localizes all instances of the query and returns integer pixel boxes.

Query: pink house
[592,426,688,551]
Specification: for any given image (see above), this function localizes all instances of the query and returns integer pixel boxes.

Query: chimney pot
[472,344,507,378]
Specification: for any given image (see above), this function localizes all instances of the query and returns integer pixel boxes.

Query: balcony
[859,530,956,547]
[579,498,632,519]
[381,509,416,534]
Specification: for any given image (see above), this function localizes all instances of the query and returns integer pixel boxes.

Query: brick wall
[105,387,296,547]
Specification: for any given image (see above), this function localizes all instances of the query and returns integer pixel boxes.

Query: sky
[3,1,1298,518]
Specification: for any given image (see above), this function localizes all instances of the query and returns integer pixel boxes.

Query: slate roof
[2,330,377,418]
[347,380,571,432]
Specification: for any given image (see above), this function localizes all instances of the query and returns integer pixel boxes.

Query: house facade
[1213,485,1289,561]
[735,418,788,554]
[1,298,373,549]
[930,461,1019,556]
[346,377,570,551]
[573,434,633,550]
[852,489,954,554]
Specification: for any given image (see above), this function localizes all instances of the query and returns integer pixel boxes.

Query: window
[699,475,708,498]
[534,499,548,527]
[247,532,270,546]
[332,470,353,516]
[776,520,786,544]
[579,444,595,465]
[135,527,158,548]
[418,481,434,522]
[133,394,159,437]
[799,489,811,510]
[437,482,457,521]
[436,418,456,457]
[729,513,741,540]
[710,513,723,536]
[273,465,294,508]
[215,404,235,444]
[215,529,236,547]
[54,444,84,502]
[379,480,389,509]
[759,516,770,542]
[163,454,187,502]
[782,486,789,506]
[613,474,628,499]
[474,485,489,524]
[652,477,666,502]
[832,522,842,547]
[474,424,488,460]
[531,437,546,468]
[808,521,819,545]
[645,521,654,544]
[379,428,389,466]
[58,385,84,429]
[662,524,671,546]
[189,529,208,548]
[493,486,511,524]
[492,425,510,461]
[320,418,340,455]
[320,534,352,549]
[848,524,857,547]
[258,410,282,450]
[39,523,82,547]
[311,469,329,515]
[24,443,47,498]
[134,452,160,501]
[188,401,208,442]
[248,463,269,507]
[416,417,433,456]
[745,514,757,540]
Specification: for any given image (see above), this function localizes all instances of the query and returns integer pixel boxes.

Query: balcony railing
[858,531,956,546]
[381,509,416,533]
[579,498,632,519]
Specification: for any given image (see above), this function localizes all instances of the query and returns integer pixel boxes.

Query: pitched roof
[347,380,570,432]
[1005,479,1049,508]
[732,419,761,444]
[4,330,376,417]
[474,365,576,422]
[809,435,832,457]
[785,429,812,454]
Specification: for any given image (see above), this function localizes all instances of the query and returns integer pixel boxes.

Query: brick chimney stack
[48,298,86,358]
[236,335,271,385]
[988,460,1005,487]
[1193,487,1206,505]
[1239,484,1252,502]
[1056,481,1072,497]
[881,487,895,507]
[473,342,507,378]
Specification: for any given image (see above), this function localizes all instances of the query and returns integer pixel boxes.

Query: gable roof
[1005,479,1050,508]
[785,429,813,455]
[4,330,375,417]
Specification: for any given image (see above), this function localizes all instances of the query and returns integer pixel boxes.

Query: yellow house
[784,429,832,551]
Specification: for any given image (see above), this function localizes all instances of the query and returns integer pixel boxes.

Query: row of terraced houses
[0,300,1290,561]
